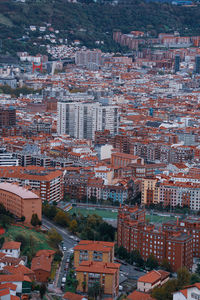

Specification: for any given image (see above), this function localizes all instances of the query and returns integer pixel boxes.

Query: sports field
[70,207,118,219]
[70,207,176,223]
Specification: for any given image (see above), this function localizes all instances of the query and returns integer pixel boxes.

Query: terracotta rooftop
[63,292,87,300]
[128,290,155,300]
[138,270,169,284]
[1,241,21,250]
[0,183,39,199]
[76,261,120,274]
[74,240,114,252]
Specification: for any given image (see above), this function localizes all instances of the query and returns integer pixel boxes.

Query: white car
[63,246,67,251]
[62,277,66,283]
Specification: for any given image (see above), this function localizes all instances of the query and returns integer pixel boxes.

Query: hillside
[0,0,200,55]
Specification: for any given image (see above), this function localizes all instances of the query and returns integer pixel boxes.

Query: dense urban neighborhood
[2,0,200,299]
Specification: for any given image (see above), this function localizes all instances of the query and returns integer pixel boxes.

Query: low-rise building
[0,242,21,259]
[31,250,55,282]
[137,270,170,292]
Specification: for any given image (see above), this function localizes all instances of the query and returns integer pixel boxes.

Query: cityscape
[1,0,200,300]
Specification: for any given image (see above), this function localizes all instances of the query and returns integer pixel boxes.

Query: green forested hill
[1,0,200,54]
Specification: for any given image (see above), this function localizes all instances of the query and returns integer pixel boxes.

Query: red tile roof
[138,270,169,284]
[63,292,87,300]
[76,261,120,274]
[128,290,155,300]
[2,241,21,250]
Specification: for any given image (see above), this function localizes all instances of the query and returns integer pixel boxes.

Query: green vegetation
[70,207,118,219]
[1,0,200,54]
[70,206,176,224]
[0,85,42,97]
[2,225,53,264]
[151,267,194,300]
[43,203,115,241]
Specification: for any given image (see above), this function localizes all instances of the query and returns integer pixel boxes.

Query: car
[62,277,66,283]
[63,246,67,251]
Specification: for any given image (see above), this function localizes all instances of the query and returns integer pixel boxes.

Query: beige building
[0,182,41,225]
[141,178,160,206]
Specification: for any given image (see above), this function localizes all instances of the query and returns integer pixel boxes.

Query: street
[120,263,146,280]
[42,217,77,249]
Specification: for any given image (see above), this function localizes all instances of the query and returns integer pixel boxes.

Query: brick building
[0,166,64,202]
[0,182,41,225]
[31,250,55,282]
[0,107,16,128]
[117,206,193,271]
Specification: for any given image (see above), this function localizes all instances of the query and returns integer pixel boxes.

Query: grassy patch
[3,224,53,254]
[0,13,13,27]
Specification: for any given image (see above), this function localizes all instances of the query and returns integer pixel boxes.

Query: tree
[190,273,200,284]
[54,210,69,227]
[129,249,144,267]
[0,215,12,228]
[82,281,87,293]
[21,216,25,223]
[160,259,172,273]
[54,250,63,262]
[15,234,28,251]
[0,237,5,248]
[48,228,62,248]
[31,214,41,227]
[39,283,47,299]
[177,267,191,289]
[0,203,6,214]
[69,219,78,234]
[88,281,103,299]
[146,254,159,270]
[118,246,129,260]
[196,263,200,275]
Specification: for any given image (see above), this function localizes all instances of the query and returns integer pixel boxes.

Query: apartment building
[117,206,193,271]
[0,107,16,128]
[141,177,200,211]
[0,166,64,202]
[75,50,102,67]
[74,240,114,268]
[0,182,41,225]
[76,261,120,298]
[57,101,119,140]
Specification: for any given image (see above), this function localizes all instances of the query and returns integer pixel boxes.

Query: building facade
[117,206,193,272]
[0,182,41,225]
[57,101,119,140]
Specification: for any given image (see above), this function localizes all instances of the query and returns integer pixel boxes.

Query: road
[42,217,78,289]
[120,264,146,280]
[42,217,76,249]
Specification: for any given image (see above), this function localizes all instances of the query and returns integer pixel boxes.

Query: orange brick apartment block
[0,182,41,225]
[76,261,120,298]
[117,206,193,272]
[74,240,115,268]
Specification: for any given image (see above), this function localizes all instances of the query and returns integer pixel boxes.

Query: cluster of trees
[152,267,200,300]
[0,203,14,229]
[43,202,115,241]
[15,233,38,265]
[115,245,171,271]
[1,0,200,54]
[0,85,42,97]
